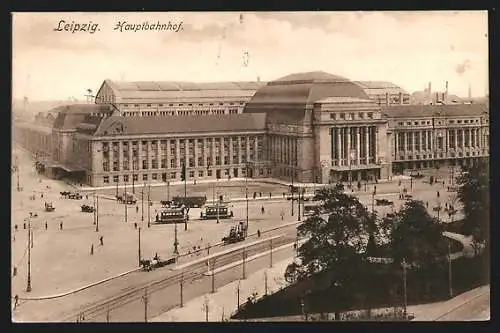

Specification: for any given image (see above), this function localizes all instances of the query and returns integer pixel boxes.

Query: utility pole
[245,162,249,230]
[242,248,246,279]
[298,186,301,221]
[147,184,151,228]
[268,239,274,270]
[174,218,179,255]
[132,175,135,194]
[236,280,241,311]
[93,191,97,225]
[211,258,216,293]
[96,194,99,232]
[138,227,142,266]
[216,190,220,224]
[180,272,184,307]
[26,217,32,292]
[142,288,148,322]
[184,163,187,231]
[124,181,128,223]
[167,181,170,202]
[115,179,118,198]
[264,270,268,295]
[291,170,294,216]
[402,258,408,319]
[448,240,453,298]
[141,185,144,223]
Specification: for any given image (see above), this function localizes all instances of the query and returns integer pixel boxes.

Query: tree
[385,200,447,268]
[456,159,489,245]
[284,187,372,319]
[383,200,448,297]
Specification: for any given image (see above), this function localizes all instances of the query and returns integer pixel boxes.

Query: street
[12,145,465,322]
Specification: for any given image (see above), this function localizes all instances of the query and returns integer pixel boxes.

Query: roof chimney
[385,92,389,105]
[435,92,439,104]
[399,92,404,105]
[442,92,446,104]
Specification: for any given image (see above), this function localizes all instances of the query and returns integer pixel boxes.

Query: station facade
[13,72,489,187]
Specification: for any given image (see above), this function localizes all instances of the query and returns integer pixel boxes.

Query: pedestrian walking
[260,192,262,197]
[136,206,139,213]
[261,206,265,214]
[99,236,104,246]
[60,221,63,230]
[14,295,19,309]
[14,225,18,231]
[90,244,94,255]
[23,223,26,230]
[86,194,89,200]
[41,193,43,198]
[257,229,261,238]
[426,201,429,208]
[269,192,271,198]
[134,222,138,229]
[45,221,48,230]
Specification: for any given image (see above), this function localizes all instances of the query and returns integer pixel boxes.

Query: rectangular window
[103,176,109,184]
[152,173,157,180]
[141,174,147,181]
[113,161,119,171]
[189,157,195,168]
[113,175,119,183]
[103,162,110,172]
[133,174,138,181]
[170,159,175,168]
[142,160,148,170]
[152,159,158,169]
[189,171,195,178]
[207,170,213,177]
[198,157,203,166]
[170,172,176,179]
[123,175,129,182]
[224,156,229,165]
[198,170,204,177]
[215,156,221,165]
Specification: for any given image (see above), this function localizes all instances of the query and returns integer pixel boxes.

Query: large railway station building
[13,72,489,187]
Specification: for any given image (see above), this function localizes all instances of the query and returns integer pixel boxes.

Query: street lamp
[147,184,151,228]
[371,186,377,213]
[349,149,356,188]
[124,181,128,223]
[26,216,32,292]
[245,162,249,231]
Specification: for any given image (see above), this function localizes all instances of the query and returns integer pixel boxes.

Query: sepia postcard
[11,11,489,323]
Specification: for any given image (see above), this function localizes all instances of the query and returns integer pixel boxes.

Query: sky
[12,11,489,101]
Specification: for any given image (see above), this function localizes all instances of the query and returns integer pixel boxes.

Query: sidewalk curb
[18,267,141,301]
[16,220,302,301]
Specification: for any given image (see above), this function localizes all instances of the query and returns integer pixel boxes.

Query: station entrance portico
[328,168,381,184]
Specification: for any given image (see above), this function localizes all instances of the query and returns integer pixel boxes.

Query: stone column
[356,127,360,165]
[365,127,369,164]
[346,127,351,166]
[336,128,341,166]
[211,137,217,166]
[194,138,199,170]
[119,141,124,172]
[176,139,181,168]
[129,141,133,172]
[237,136,242,165]
[229,136,234,166]
[462,129,466,149]
[468,129,472,148]
[454,129,458,150]
[374,127,379,164]
[166,139,171,171]
[403,132,407,154]
[394,132,399,157]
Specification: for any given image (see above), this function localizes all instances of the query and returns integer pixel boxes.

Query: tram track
[61,232,296,322]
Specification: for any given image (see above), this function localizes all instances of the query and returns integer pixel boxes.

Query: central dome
[244,71,370,122]
[271,71,351,85]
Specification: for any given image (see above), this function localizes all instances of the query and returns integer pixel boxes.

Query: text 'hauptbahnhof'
[13,72,489,187]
